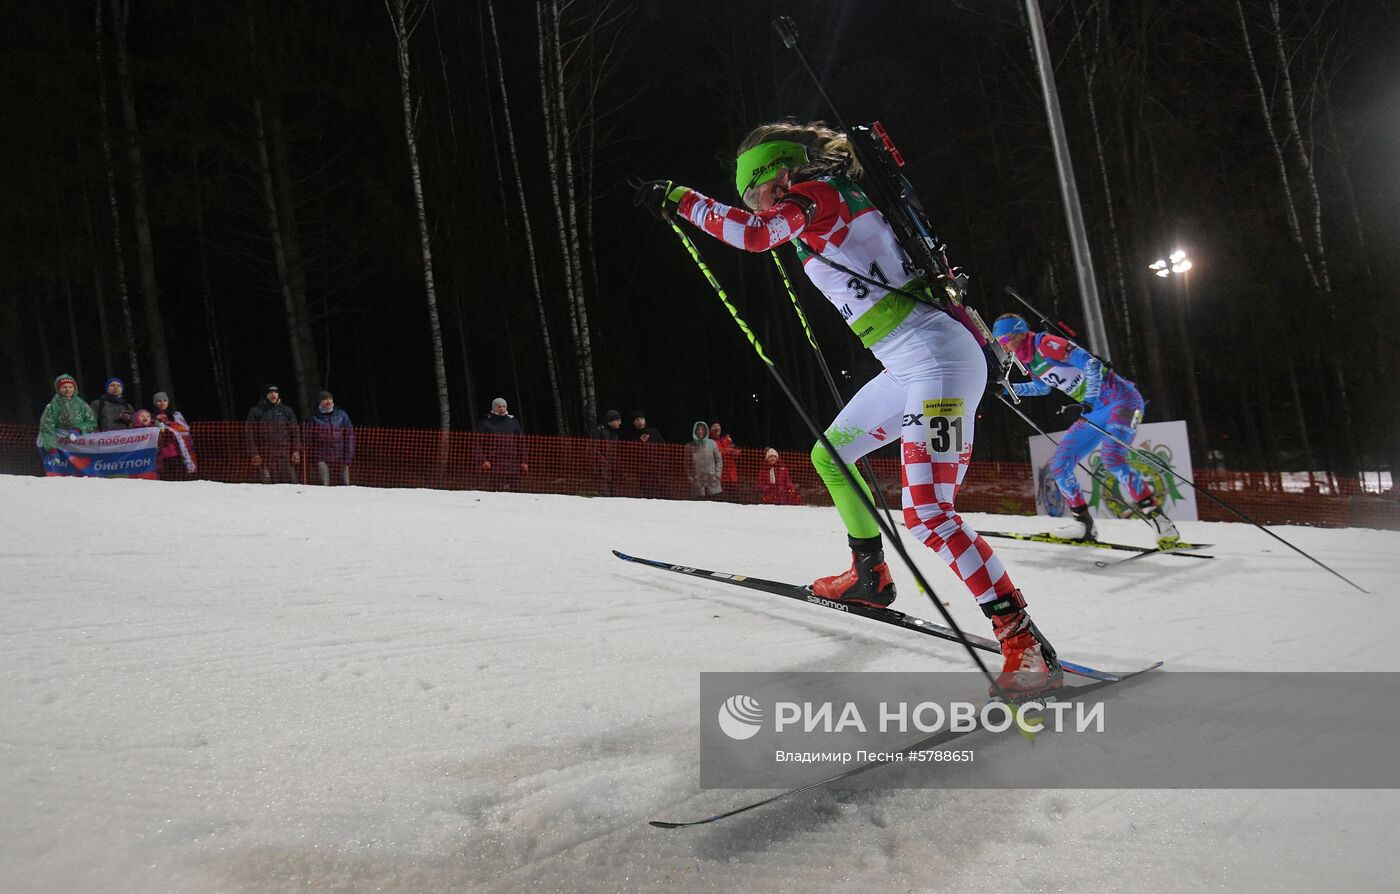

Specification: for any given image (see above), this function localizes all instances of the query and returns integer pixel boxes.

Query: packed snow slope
[2,475,1397,893]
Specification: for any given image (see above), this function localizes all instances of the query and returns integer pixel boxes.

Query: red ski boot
[811,535,896,607]
[982,590,1064,699]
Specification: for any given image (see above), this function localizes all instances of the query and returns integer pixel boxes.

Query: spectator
[245,384,301,484]
[592,408,624,441]
[38,373,97,452]
[307,390,354,486]
[629,410,664,445]
[758,447,802,505]
[628,410,667,498]
[131,408,155,428]
[589,408,624,496]
[710,421,740,493]
[475,397,528,492]
[687,420,724,498]
[91,377,134,432]
[152,392,196,480]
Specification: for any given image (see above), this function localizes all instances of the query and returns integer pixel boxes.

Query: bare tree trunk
[485,0,563,432]
[386,0,451,432]
[253,97,318,415]
[1266,2,1359,482]
[1268,0,1332,298]
[581,22,602,315]
[536,1,582,422]
[1173,278,1210,462]
[1321,86,1372,282]
[267,103,321,415]
[191,151,234,419]
[108,0,170,404]
[1073,0,1135,375]
[54,199,86,388]
[1236,1,1324,295]
[1136,111,1179,423]
[95,0,142,398]
[548,0,597,426]
[1285,347,1317,487]
[1239,0,1355,478]
[60,259,84,387]
[537,0,594,432]
[79,175,114,376]
[246,7,320,417]
[427,3,477,423]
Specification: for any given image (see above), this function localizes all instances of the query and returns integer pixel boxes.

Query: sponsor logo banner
[1028,419,1198,520]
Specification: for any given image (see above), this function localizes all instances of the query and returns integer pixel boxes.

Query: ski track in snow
[1,475,1397,892]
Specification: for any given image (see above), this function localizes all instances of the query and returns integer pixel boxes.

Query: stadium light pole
[1149,250,1209,462]
[1024,0,1111,360]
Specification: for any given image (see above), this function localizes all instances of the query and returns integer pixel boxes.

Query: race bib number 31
[923,398,965,455]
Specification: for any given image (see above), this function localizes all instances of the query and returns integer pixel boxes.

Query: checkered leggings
[824,309,1016,605]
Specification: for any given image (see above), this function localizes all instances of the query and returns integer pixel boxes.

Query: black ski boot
[1052,505,1097,542]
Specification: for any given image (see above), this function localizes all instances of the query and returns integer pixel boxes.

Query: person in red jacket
[710,421,740,492]
[757,447,802,505]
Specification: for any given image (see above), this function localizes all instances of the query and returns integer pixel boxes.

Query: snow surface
[2,474,1398,893]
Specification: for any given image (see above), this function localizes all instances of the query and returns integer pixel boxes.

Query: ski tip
[612,549,634,560]
[649,820,686,829]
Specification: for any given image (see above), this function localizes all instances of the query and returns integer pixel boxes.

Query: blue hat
[105,376,124,390]
[991,315,1029,340]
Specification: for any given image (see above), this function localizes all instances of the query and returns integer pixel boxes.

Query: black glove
[1059,401,1093,416]
[633,178,684,220]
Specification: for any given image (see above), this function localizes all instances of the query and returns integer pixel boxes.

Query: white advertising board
[1028,419,1198,521]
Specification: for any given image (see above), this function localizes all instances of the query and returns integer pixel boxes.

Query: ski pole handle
[772,16,799,49]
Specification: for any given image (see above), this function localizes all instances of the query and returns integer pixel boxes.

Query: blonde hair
[736,120,863,184]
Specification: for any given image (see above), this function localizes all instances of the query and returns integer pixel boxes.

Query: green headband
[734,140,809,197]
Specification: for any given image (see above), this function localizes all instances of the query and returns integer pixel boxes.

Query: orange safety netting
[2,421,1395,529]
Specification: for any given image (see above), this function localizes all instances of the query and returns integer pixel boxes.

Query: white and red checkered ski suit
[674,177,1018,607]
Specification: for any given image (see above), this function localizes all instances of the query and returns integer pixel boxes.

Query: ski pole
[1004,285,1111,370]
[1070,412,1369,593]
[769,250,901,537]
[665,218,1006,694]
[994,392,1156,527]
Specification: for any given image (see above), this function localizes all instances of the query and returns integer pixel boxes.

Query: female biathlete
[991,314,1180,547]
[636,121,1061,697]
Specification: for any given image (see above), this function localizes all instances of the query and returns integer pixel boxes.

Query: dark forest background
[3,0,1397,477]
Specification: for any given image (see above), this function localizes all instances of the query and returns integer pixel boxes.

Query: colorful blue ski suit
[1009,332,1152,510]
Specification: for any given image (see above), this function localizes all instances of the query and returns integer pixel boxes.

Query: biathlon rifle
[772,16,1026,394]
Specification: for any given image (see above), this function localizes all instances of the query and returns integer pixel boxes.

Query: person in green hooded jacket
[39,373,98,451]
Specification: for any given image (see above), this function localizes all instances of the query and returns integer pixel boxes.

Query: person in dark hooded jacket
[589,409,624,496]
[90,377,135,431]
[474,397,528,491]
[626,410,667,498]
[307,390,354,486]
[245,384,301,483]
